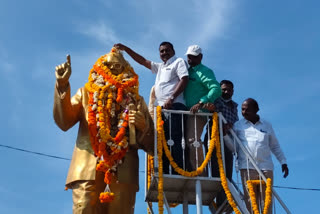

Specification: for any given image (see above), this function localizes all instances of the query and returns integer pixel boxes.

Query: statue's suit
[53,84,154,214]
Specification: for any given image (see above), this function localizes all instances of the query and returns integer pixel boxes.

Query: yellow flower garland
[147,154,154,214]
[247,178,272,214]
[263,178,272,214]
[213,113,241,214]
[160,112,216,177]
[156,106,164,214]
[155,107,241,213]
[147,152,178,213]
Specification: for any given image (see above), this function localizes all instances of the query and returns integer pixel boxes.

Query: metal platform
[146,173,222,205]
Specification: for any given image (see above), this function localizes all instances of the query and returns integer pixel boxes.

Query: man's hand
[113,43,152,69]
[203,103,215,112]
[55,55,72,89]
[223,123,232,136]
[282,164,289,178]
[114,43,128,51]
[190,103,203,113]
[129,110,146,131]
[163,98,173,109]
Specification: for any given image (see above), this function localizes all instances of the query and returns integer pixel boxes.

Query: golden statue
[54,48,154,214]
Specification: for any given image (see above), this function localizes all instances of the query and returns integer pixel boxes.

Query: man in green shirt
[184,45,221,171]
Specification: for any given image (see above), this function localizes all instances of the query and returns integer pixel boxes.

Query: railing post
[163,191,172,214]
[183,190,189,214]
[218,114,226,174]
[195,180,203,214]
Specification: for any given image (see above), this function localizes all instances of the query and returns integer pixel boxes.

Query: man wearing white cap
[184,45,221,171]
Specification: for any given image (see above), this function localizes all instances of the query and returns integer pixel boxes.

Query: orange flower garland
[155,107,218,213]
[147,155,154,189]
[247,178,272,214]
[263,178,272,214]
[214,115,241,214]
[99,192,115,203]
[85,48,140,203]
[159,111,216,177]
[147,154,154,214]
[155,106,245,213]
[156,106,165,214]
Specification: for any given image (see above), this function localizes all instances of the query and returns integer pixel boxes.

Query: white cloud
[69,0,237,102]
[76,21,118,46]
[75,0,236,54]
[132,0,235,46]
[190,0,235,45]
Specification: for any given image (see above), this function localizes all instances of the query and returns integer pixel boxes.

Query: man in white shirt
[114,42,189,174]
[224,98,289,214]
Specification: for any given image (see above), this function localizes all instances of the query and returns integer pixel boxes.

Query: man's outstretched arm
[114,43,152,70]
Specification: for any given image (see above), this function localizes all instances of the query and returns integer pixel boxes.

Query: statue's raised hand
[55,55,72,88]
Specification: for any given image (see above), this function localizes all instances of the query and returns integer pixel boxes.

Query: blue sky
[0,0,319,213]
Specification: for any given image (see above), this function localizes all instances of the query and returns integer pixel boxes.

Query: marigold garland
[85,48,140,203]
[156,106,164,214]
[147,154,154,214]
[99,192,115,203]
[155,108,231,212]
[213,113,241,214]
[147,150,177,213]
[263,178,272,214]
[155,107,242,213]
[247,178,272,214]
[159,110,216,177]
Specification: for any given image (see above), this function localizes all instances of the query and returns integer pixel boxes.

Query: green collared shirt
[184,63,221,109]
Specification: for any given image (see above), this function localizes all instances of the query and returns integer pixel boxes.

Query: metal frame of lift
[145,109,291,214]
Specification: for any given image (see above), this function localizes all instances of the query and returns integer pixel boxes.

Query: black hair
[159,41,175,53]
[244,98,259,111]
[220,80,234,89]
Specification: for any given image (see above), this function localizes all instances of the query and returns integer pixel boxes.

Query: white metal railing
[152,109,219,177]
[146,109,222,214]
[145,109,291,214]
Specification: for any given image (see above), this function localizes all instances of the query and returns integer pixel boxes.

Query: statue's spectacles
[105,62,123,70]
